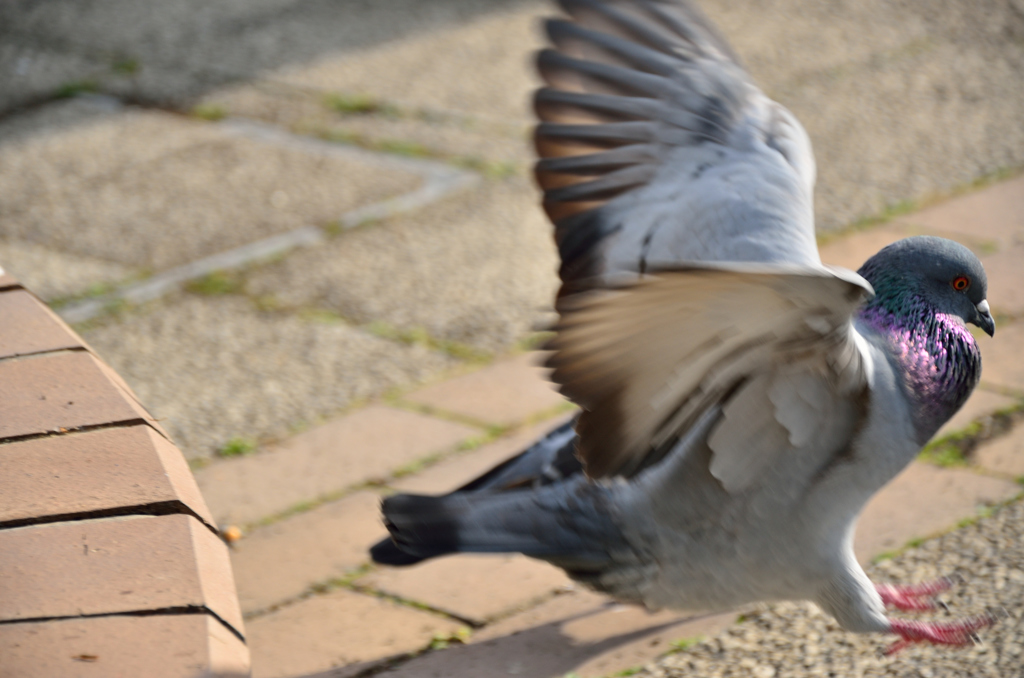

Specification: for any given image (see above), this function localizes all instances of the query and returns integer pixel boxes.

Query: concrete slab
[0,41,107,115]
[2,0,532,107]
[974,426,1024,479]
[361,553,571,625]
[0,238,131,303]
[0,107,420,270]
[390,414,575,494]
[193,404,475,526]
[701,0,929,95]
[247,178,559,353]
[977,321,1024,394]
[200,82,533,173]
[272,2,546,124]
[246,588,461,678]
[231,491,387,614]
[0,614,249,678]
[782,38,1024,232]
[404,353,566,427]
[854,461,1021,562]
[83,295,459,460]
[382,589,734,678]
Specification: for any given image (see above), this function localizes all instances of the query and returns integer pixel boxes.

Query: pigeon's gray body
[373,0,995,639]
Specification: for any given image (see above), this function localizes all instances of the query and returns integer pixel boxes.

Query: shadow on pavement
[0,0,537,115]
[295,606,724,678]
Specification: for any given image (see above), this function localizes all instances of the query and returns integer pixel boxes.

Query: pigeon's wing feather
[546,265,874,479]
[536,0,819,295]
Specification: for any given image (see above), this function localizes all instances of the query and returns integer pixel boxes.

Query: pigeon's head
[857,236,994,337]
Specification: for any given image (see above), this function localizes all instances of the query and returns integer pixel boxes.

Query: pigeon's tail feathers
[369,537,429,566]
[377,482,625,573]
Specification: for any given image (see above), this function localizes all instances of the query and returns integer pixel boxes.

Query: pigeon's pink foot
[876,574,963,612]
[884,612,998,655]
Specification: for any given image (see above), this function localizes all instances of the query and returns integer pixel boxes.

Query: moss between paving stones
[919,402,1024,468]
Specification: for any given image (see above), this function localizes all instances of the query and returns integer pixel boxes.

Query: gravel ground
[82,294,458,459]
[640,495,1024,678]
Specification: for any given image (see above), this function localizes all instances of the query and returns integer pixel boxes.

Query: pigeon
[371,0,998,653]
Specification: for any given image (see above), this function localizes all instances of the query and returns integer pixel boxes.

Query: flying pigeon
[371,0,998,653]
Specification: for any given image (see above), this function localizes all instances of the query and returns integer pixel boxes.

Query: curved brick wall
[0,272,250,677]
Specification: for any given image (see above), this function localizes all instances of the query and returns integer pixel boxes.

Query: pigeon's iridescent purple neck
[856,281,981,442]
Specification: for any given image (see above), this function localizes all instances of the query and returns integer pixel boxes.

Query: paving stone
[0,425,214,529]
[974,244,1024,317]
[819,223,925,272]
[246,588,461,678]
[84,295,459,460]
[854,461,1021,562]
[231,491,387,615]
[194,405,476,526]
[816,221,990,273]
[0,107,420,270]
[246,178,560,353]
[974,426,1024,479]
[895,174,1024,251]
[0,613,249,678]
[0,351,155,441]
[390,413,575,494]
[976,321,1024,394]
[404,353,566,427]
[361,553,571,625]
[383,588,734,678]
[0,514,243,635]
[0,237,131,303]
[936,388,1019,439]
[0,289,84,359]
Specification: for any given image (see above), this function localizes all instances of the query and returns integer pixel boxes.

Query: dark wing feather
[535,0,819,296]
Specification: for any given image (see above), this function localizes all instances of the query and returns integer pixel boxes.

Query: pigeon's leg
[876,574,963,612]
[884,611,998,655]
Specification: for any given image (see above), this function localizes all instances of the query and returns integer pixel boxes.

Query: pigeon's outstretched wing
[535,0,820,295]
[548,265,874,478]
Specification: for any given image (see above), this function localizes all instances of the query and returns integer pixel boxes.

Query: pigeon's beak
[974,299,995,337]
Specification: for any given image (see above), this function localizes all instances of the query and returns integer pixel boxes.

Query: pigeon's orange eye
[951,276,971,292]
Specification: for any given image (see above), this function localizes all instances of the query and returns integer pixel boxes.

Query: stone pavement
[1,0,1023,677]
